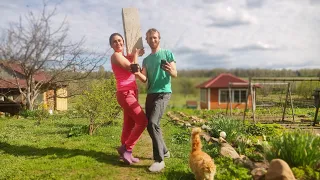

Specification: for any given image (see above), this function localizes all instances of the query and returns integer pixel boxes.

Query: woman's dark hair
[109,33,124,46]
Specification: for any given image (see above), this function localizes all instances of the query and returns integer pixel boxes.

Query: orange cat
[189,127,216,180]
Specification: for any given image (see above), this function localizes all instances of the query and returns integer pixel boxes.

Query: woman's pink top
[111,55,137,92]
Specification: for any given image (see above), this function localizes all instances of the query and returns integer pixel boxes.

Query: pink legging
[116,89,148,151]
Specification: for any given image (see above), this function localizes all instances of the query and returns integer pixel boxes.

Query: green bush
[207,117,245,143]
[74,76,121,135]
[171,131,190,144]
[67,125,88,137]
[296,81,319,99]
[245,123,283,138]
[292,166,320,180]
[19,109,36,118]
[264,130,320,168]
[215,157,252,180]
[19,108,50,125]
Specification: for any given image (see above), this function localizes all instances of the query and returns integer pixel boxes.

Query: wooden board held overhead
[122,7,143,56]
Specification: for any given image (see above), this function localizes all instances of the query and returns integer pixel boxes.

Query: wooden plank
[122,8,144,56]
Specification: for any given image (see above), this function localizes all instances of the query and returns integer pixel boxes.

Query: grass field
[0,115,194,180]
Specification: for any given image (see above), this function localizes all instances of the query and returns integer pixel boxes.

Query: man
[141,28,177,172]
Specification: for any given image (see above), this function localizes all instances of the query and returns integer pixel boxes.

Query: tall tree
[0,3,106,110]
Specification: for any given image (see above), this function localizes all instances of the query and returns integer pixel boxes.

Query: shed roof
[0,62,51,89]
[196,73,250,88]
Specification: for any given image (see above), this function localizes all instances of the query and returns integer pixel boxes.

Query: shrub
[264,130,320,168]
[74,76,121,135]
[171,131,190,144]
[207,117,245,143]
[19,109,36,118]
[67,125,88,137]
[19,107,50,125]
[245,123,283,138]
[292,166,320,180]
[215,157,252,180]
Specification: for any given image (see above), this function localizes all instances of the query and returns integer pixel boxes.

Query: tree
[0,3,106,110]
[97,65,106,79]
[74,76,121,135]
[296,81,319,99]
[178,78,197,97]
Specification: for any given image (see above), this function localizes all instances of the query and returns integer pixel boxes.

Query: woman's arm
[111,52,131,71]
[111,49,144,72]
[135,67,147,83]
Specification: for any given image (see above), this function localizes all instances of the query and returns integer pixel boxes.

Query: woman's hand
[132,48,145,57]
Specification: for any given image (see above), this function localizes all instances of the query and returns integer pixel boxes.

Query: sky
[1,0,320,70]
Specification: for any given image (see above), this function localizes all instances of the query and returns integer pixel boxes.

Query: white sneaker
[148,161,165,172]
[164,151,170,158]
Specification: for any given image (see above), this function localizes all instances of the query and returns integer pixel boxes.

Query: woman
[109,33,147,165]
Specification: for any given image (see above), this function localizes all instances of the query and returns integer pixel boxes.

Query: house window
[240,90,247,103]
[220,90,229,103]
[0,96,4,101]
[200,89,207,102]
[219,89,247,103]
[233,90,240,103]
[8,96,13,100]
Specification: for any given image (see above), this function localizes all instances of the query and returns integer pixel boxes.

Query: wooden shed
[0,62,68,114]
[196,73,257,110]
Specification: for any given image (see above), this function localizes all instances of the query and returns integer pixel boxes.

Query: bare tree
[0,3,106,110]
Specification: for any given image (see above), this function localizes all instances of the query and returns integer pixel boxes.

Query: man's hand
[162,61,177,77]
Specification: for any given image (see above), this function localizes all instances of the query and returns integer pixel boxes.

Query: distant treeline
[98,68,320,78]
[177,68,320,78]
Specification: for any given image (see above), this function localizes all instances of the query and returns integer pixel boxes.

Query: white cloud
[0,0,319,70]
[246,0,266,8]
[231,41,279,51]
[207,6,258,27]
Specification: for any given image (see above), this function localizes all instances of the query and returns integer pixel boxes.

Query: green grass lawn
[0,115,194,180]
[6,108,318,179]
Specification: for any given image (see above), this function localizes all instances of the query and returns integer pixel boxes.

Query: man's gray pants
[146,93,171,162]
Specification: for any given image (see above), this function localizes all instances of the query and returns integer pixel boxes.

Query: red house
[196,73,257,110]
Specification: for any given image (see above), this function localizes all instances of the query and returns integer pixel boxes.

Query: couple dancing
[109,28,177,172]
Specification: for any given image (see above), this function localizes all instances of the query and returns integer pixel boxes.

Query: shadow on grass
[164,170,195,180]
[0,142,146,169]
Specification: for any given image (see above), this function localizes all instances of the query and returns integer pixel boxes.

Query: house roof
[196,73,253,88]
[0,62,50,82]
[0,79,27,88]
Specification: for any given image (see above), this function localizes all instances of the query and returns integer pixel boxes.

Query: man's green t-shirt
[142,49,175,94]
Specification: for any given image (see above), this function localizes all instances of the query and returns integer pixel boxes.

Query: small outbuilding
[196,73,257,110]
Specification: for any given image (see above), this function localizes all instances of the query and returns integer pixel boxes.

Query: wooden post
[313,89,320,126]
[251,82,255,123]
[282,83,290,122]
[229,84,232,116]
[225,87,229,115]
[314,106,319,126]
[122,8,144,56]
[288,83,295,122]
[243,77,251,123]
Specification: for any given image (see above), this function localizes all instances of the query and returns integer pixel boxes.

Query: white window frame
[218,89,247,104]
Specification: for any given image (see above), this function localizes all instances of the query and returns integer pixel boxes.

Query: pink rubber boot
[117,145,133,165]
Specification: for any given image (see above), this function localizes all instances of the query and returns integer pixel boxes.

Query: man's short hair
[146,28,161,39]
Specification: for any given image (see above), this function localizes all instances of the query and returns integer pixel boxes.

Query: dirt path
[116,131,160,180]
